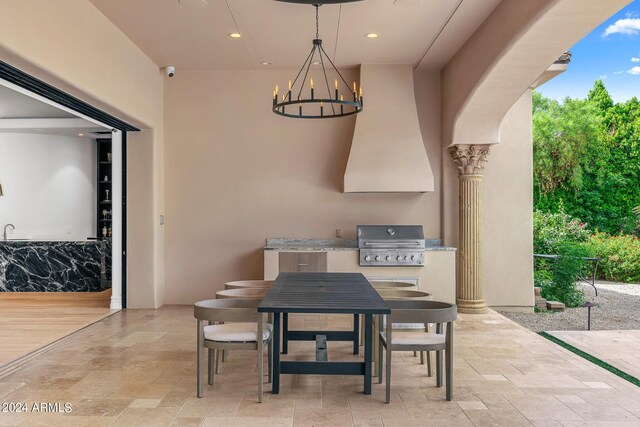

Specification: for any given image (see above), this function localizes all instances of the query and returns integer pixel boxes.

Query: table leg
[364,313,372,395]
[273,312,281,394]
[282,313,289,354]
[353,314,360,355]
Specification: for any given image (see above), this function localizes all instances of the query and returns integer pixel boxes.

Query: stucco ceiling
[89,0,500,70]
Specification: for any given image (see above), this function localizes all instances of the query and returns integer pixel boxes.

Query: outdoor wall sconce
[0,183,4,196]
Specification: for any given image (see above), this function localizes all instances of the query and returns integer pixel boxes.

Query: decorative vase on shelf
[105,189,110,202]
[107,153,112,162]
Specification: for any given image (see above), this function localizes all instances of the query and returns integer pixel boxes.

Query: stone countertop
[264,238,456,251]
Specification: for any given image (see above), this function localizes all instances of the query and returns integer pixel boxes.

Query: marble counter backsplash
[0,240,112,292]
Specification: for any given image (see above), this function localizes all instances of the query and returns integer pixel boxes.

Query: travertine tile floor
[0,306,639,426]
[548,330,640,382]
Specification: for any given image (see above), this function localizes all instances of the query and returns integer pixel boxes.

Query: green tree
[533,81,640,234]
[532,91,601,194]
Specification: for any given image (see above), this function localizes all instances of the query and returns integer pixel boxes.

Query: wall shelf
[97,138,113,240]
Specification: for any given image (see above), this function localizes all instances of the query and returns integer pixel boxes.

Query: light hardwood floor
[0,304,115,366]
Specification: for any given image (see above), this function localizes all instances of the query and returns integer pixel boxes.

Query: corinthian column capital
[448,144,491,176]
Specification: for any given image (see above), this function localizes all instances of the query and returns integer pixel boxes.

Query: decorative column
[448,144,491,314]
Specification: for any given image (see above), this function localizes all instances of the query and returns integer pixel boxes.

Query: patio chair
[224,280,274,290]
[214,287,270,372]
[216,288,269,299]
[370,280,416,290]
[194,298,273,402]
[378,300,456,403]
[372,289,433,376]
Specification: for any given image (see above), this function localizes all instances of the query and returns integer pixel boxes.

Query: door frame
[0,60,139,309]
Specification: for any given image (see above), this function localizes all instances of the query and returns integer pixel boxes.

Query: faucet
[3,224,14,241]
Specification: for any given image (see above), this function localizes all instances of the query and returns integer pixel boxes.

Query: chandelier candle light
[272,3,363,119]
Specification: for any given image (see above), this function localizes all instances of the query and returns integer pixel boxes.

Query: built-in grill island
[263,226,457,302]
[357,225,425,267]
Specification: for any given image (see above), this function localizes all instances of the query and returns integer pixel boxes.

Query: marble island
[0,240,111,292]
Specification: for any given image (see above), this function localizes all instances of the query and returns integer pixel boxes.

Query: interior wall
[126,129,156,308]
[483,91,534,309]
[0,133,96,240]
[163,69,441,304]
[0,0,164,308]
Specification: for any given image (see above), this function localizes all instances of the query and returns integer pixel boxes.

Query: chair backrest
[194,298,262,323]
[370,281,416,290]
[386,300,457,324]
[216,288,269,299]
[376,289,432,301]
[225,280,274,290]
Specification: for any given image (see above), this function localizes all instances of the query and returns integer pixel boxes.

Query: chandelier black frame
[272,4,363,119]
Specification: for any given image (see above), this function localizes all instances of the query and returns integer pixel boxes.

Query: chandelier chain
[316,5,320,39]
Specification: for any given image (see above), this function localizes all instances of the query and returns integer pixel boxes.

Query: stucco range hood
[344,65,434,193]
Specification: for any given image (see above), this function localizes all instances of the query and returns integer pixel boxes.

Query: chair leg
[427,351,432,377]
[413,351,417,357]
[359,314,364,346]
[208,349,215,385]
[420,351,425,365]
[268,339,273,384]
[446,322,454,401]
[197,320,204,398]
[222,349,227,362]
[385,344,392,403]
[258,345,264,403]
[215,348,221,374]
[436,350,443,388]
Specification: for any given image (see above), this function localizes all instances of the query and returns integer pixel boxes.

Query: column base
[456,299,488,314]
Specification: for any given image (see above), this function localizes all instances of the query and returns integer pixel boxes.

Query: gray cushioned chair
[194,298,272,402]
[378,300,456,403]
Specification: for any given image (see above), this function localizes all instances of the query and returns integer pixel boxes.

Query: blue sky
[537,1,640,103]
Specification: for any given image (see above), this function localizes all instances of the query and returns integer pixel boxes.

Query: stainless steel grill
[357,225,425,267]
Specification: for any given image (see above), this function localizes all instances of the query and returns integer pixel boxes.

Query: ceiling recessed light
[311,61,321,65]
[365,33,379,39]
[228,33,242,39]
[261,61,272,65]
[78,133,85,137]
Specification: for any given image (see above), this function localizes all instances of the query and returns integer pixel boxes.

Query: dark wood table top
[258,272,390,315]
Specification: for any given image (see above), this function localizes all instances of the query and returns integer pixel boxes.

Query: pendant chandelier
[272,4,363,119]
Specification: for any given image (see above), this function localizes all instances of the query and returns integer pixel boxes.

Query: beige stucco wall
[163,69,441,304]
[0,0,164,308]
[483,91,534,309]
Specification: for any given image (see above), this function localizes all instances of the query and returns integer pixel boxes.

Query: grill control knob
[397,255,403,261]
[410,255,416,261]
[375,255,381,261]
[364,255,371,262]
[386,256,392,261]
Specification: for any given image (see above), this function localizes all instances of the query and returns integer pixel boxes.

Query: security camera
[165,66,175,78]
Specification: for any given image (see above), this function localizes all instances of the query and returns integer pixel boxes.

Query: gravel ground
[499,282,640,332]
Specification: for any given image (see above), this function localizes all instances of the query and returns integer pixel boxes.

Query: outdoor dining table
[258,272,390,395]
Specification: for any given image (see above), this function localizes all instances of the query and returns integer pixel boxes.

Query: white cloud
[628,66,640,75]
[632,57,640,62]
[604,18,640,36]
[599,75,608,80]
[614,70,625,74]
